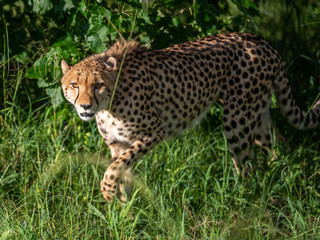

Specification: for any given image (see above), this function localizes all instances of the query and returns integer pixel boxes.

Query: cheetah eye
[95,83,103,89]
[71,83,79,88]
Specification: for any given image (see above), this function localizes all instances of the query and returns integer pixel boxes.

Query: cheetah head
[60,56,118,121]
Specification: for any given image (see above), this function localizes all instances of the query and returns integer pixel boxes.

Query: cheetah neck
[106,41,145,61]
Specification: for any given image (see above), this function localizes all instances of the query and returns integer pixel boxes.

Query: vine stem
[108,45,129,112]
[108,10,137,111]
[2,13,8,120]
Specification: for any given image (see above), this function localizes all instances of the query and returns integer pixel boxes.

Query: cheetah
[60,32,320,202]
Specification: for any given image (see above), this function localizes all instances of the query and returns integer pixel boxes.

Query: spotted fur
[61,32,320,202]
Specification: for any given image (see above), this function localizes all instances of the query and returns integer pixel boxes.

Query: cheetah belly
[159,102,215,138]
[190,105,214,128]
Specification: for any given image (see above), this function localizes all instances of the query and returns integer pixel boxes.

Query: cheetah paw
[100,167,132,202]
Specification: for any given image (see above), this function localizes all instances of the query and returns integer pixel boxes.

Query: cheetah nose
[80,104,92,110]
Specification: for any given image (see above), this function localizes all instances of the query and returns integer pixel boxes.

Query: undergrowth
[1,74,320,239]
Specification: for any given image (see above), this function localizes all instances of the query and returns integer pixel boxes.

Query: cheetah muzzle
[60,33,320,202]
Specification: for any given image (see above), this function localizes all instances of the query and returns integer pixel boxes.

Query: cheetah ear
[61,60,71,75]
[105,57,117,71]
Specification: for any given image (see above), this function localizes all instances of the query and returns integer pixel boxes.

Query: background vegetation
[1,0,320,239]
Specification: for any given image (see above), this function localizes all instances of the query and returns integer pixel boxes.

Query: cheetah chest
[95,110,132,145]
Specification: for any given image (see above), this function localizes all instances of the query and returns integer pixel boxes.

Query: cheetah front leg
[106,141,131,201]
[100,132,163,202]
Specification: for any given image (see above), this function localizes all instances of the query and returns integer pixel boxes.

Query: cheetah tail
[275,66,320,130]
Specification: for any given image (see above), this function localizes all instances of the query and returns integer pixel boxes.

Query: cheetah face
[60,57,117,121]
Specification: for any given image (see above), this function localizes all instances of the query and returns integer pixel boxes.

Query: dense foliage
[1,0,320,239]
[2,0,260,107]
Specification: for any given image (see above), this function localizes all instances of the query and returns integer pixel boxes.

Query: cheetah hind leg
[254,111,286,160]
[232,147,255,177]
[228,111,285,176]
[224,125,255,176]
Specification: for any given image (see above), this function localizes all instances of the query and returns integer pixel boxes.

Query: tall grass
[1,76,320,239]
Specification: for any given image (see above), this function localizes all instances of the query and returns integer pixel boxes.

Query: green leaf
[37,78,56,88]
[86,35,102,52]
[121,0,142,9]
[240,0,257,9]
[15,51,28,63]
[52,35,75,48]
[100,7,112,19]
[97,26,109,46]
[26,57,47,79]
[78,0,87,14]
[63,0,74,11]
[32,0,53,14]
[231,0,259,17]
[46,87,64,108]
